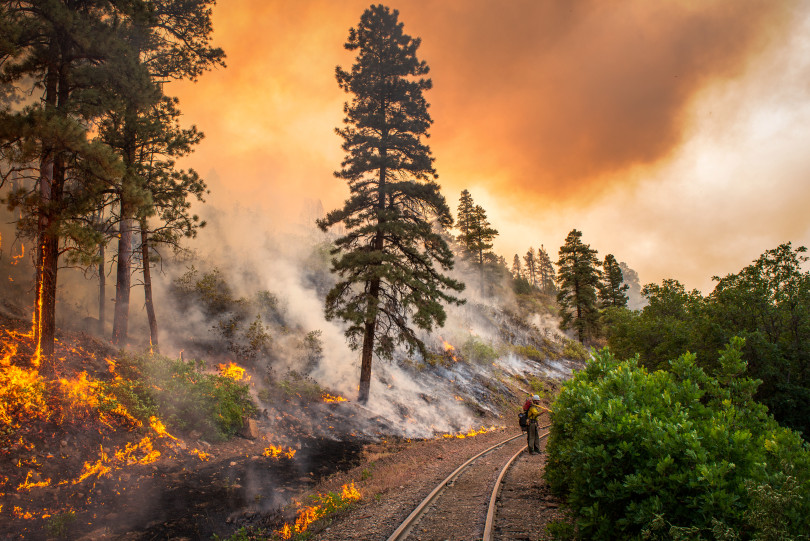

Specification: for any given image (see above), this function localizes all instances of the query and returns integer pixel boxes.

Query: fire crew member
[526,394,550,455]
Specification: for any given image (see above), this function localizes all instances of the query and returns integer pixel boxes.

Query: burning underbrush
[0,312,522,539]
[0,313,261,537]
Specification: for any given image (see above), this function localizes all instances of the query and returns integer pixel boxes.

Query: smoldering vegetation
[1,197,584,451]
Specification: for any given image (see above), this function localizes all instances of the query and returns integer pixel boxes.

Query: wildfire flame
[217,361,248,381]
[276,483,362,539]
[10,243,24,265]
[440,426,495,439]
[263,444,296,459]
[441,338,459,362]
[322,393,347,403]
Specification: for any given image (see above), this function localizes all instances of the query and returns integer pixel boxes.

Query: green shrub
[514,344,544,360]
[545,520,576,540]
[46,511,76,538]
[545,338,810,540]
[278,370,323,401]
[110,353,256,441]
[526,376,546,396]
[460,336,499,365]
[561,339,589,361]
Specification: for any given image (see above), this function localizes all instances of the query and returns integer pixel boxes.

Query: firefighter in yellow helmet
[526,394,549,454]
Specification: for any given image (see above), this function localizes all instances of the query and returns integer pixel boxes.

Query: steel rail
[386,424,552,541]
[482,427,551,541]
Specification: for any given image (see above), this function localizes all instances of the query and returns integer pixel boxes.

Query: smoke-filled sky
[171,0,810,293]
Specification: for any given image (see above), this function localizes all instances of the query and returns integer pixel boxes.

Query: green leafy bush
[514,344,544,360]
[545,339,810,540]
[110,353,256,441]
[460,336,499,365]
[561,338,589,361]
[277,370,323,401]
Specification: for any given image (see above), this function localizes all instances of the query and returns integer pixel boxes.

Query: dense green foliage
[556,229,602,344]
[318,4,463,401]
[604,243,810,437]
[545,341,810,540]
[109,352,256,441]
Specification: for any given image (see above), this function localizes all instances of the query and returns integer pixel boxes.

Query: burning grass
[0,320,259,536]
[274,482,362,540]
[439,425,498,439]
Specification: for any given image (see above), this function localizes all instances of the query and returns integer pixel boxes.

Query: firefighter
[526,394,549,455]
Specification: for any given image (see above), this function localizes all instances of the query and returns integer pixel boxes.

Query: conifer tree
[0,0,124,367]
[318,5,464,403]
[524,247,538,287]
[619,261,643,309]
[456,189,475,243]
[538,244,556,294]
[512,253,523,279]
[556,229,602,343]
[599,253,629,308]
[456,192,498,295]
[101,0,222,346]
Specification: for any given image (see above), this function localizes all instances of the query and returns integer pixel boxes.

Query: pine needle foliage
[556,229,602,344]
[599,253,629,308]
[318,5,464,402]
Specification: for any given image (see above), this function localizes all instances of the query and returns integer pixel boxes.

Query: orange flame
[441,338,459,362]
[277,483,361,538]
[341,481,361,501]
[217,361,248,381]
[17,471,51,491]
[263,444,296,459]
[322,393,347,403]
[10,243,24,265]
[149,416,178,441]
[440,426,495,439]
[190,448,211,461]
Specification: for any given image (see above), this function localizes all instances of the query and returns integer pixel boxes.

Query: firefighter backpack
[518,411,528,431]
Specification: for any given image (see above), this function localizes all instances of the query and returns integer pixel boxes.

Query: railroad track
[386,424,552,541]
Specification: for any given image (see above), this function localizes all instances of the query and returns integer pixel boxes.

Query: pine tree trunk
[34,214,59,371]
[113,117,137,346]
[359,289,378,404]
[478,248,485,297]
[98,242,105,334]
[33,56,61,371]
[575,281,584,344]
[113,213,133,346]
[140,224,158,352]
[357,149,387,403]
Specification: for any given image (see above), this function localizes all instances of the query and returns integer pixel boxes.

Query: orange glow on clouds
[170,0,810,293]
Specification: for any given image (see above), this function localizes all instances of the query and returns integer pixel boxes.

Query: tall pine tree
[599,253,629,308]
[556,229,602,344]
[511,253,523,279]
[456,191,498,296]
[104,0,223,346]
[0,0,124,368]
[318,5,463,403]
[524,247,538,287]
[456,189,475,243]
[538,244,556,294]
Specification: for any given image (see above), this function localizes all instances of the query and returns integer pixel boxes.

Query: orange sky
[171,1,810,293]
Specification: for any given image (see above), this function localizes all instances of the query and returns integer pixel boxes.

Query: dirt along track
[489,432,568,541]
[394,434,527,541]
[386,426,554,541]
[312,424,568,541]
